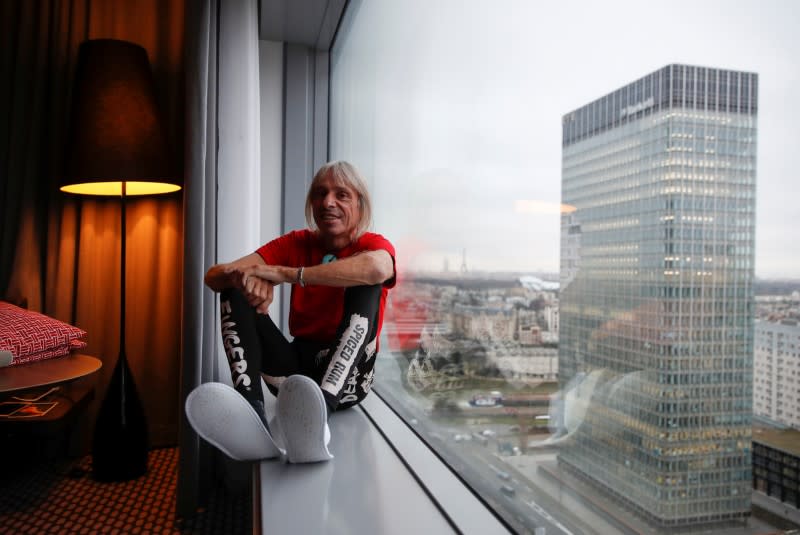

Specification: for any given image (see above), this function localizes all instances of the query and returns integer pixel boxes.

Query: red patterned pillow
[0,302,87,366]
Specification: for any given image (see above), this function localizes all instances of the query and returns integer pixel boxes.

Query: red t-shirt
[256,229,396,347]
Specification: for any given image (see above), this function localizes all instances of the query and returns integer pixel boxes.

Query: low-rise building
[752,423,800,523]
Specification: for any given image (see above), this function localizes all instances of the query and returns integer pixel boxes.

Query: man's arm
[239,249,395,288]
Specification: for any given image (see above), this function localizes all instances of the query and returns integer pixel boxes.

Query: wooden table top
[0,354,102,393]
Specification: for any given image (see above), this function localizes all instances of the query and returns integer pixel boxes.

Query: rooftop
[753,422,800,457]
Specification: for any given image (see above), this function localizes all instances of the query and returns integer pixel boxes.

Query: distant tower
[460,248,468,273]
[443,257,449,273]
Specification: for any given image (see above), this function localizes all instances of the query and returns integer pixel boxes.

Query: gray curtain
[0,0,78,302]
[177,0,262,516]
[177,0,219,516]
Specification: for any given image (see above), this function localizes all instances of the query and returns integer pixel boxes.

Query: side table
[0,353,102,393]
[0,354,102,462]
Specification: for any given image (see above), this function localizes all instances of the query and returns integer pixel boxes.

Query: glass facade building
[558,64,758,527]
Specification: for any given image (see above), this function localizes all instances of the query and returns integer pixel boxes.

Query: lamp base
[92,349,149,482]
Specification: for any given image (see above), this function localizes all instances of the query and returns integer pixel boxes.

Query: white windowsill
[253,391,510,534]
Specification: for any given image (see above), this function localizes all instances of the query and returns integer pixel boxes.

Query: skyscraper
[558,64,757,527]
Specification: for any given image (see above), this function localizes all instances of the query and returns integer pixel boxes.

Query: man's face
[310,171,361,245]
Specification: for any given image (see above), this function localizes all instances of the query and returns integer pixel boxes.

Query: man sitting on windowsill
[186,160,396,463]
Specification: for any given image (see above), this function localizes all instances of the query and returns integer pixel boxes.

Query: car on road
[500,484,516,497]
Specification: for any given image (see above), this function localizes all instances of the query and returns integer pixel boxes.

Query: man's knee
[220,287,247,305]
[343,284,382,307]
[220,288,256,319]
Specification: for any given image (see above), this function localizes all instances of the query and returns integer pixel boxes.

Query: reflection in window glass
[330,1,800,533]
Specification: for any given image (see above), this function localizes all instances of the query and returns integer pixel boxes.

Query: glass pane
[330,1,800,533]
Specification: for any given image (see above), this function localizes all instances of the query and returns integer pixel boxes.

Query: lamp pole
[91,178,149,482]
[120,181,126,363]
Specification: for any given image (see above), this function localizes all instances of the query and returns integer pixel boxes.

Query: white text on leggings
[322,314,367,395]
[221,300,252,388]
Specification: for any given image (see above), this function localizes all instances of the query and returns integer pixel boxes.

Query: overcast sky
[331,0,800,279]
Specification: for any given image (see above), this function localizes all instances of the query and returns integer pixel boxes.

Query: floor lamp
[60,39,182,481]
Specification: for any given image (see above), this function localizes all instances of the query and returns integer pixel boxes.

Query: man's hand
[205,252,267,293]
[228,265,278,314]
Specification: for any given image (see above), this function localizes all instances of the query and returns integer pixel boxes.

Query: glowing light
[61,181,181,196]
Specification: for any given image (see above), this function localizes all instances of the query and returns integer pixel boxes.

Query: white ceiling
[259,0,346,50]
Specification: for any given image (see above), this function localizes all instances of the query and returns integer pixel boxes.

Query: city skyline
[328,3,800,529]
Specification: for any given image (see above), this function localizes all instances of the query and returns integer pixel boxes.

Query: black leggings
[219,285,382,412]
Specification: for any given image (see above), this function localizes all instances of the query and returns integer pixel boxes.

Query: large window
[330,1,800,533]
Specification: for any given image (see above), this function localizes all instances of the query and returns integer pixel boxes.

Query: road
[410,416,594,535]
[448,437,590,535]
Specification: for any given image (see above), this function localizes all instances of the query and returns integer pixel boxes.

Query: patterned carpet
[0,448,251,534]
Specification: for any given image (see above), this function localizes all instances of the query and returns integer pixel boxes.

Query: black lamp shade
[61,39,180,196]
